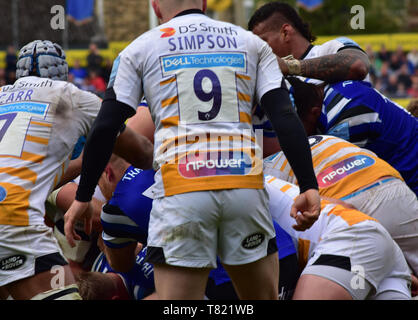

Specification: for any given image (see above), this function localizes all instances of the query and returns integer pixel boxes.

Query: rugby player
[266,177,412,300]
[264,135,418,277]
[0,40,153,300]
[64,0,320,300]
[286,76,418,196]
[248,1,370,84]
[248,1,372,157]
[55,148,296,300]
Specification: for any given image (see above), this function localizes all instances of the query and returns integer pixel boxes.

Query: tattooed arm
[280,48,370,83]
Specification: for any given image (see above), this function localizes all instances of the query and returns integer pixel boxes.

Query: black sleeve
[260,88,318,193]
[75,88,136,202]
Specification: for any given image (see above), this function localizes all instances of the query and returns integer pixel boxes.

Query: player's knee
[30,284,82,300]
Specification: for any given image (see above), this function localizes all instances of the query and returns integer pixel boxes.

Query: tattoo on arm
[300,49,370,82]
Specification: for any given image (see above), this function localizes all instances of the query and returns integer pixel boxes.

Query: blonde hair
[76,272,116,300]
[406,99,418,117]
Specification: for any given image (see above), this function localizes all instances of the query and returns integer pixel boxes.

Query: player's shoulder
[311,37,362,56]
[118,27,158,59]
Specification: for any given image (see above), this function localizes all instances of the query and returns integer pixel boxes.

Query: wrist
[285,59,302,76]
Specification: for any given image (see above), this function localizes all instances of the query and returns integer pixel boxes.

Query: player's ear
[281,24,292,42]
[152,0,162,20]
[202,0,207,12]
[104,165,114,183]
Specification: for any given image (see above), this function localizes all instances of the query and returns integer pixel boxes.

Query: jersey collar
[300,44,314,60]
[174,9,205,18]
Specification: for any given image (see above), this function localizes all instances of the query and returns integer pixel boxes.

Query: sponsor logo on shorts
[308,135,324,147]
[160,27,176,38]
[0,255,26,271]
[242,233,265,249]
[0,186,7,202]
[317,155,375,187]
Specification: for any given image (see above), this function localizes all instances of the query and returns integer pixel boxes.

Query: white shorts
[342,178,418,275]
[146,188,277,268]
[301,221,412,300]
[0,224,68,287]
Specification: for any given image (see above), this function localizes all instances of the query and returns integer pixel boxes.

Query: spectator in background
[101,58,114,84]
[378,44,391,63]
[5,45,17,81]
[87,42,103,74]
[6,71,16,85]
[407,48,418,70]
[398,64,412,91]
[80,77,96,93]
[385,74,400,97]
[378,62,391,92]
[389,51,404,73]
[0,68,6,87]
[408,76,418,98]
[69,59,88,87]
[394,83,409,99]
[88,70,106,97]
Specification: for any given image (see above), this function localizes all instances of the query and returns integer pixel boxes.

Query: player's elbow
[350,59,370,80]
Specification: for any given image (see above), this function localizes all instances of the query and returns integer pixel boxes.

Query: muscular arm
[299,49,370,83]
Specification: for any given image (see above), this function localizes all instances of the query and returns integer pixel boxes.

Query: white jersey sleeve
[60,83,102,136]
[108,50,144,111]
[255,36,285,103]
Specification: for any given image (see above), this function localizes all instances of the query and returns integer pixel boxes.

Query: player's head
[100,154,130,200]
[152,0,206,23]
[248,2,316,57]
[16,40,68,81]
[286,77,324,135]
[406,99,418,117]
[76,271,131,300]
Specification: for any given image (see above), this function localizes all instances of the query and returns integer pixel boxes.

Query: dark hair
[286,77,323,119]
[248,2,316,43]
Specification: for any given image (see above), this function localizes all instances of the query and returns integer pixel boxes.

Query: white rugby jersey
[0,76,101,226]
[109,11,284,197]
[300,37,371,84]
[264,176,377,268]
[252,37,370,139]
[264,135,402,199]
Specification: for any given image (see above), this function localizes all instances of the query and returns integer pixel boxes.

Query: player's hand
[277,57,289,76]
[64,200,94,248]
[290,189,321,231]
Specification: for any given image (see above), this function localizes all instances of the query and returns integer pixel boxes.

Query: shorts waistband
[341,178,397,201]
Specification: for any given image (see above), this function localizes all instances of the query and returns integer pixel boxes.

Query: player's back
[0,76,100,226]
[264,135,403,199]
[113,12,282,197]
[322,81,417,192]
[265,176,378,263]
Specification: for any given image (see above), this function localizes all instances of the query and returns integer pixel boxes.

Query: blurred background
[0,0,417,107]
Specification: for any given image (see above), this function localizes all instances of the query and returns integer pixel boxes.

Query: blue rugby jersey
[100,167,155,248]
[319,80,417,194]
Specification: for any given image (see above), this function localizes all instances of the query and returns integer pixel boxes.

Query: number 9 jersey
[108,11,285,197]
[0,77,101,226]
